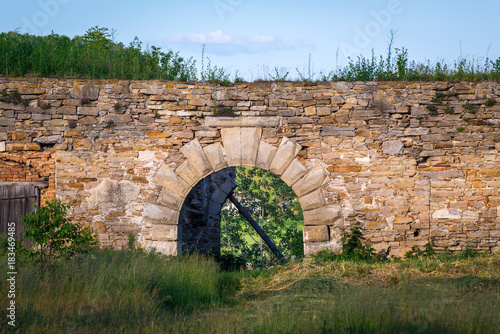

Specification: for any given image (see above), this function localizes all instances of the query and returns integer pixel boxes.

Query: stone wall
[1,77,499,256]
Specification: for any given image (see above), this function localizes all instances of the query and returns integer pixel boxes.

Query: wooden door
[0,185,40,241]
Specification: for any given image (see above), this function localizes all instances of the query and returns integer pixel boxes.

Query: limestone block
[303,240,343,257]
[180,138,213,178]
[151,225,177,241]
[269,137,302,176]
[70,83,99,100]
[298,188,327,211]
[153,164,190,198]
[221,127,242,166]
[138,150,155,161]
[420,170,465,180]
[142,240,178,255]
[303,225,329,242]
[281,159,308,187]
[93,221,106,233]
[432,209,462,220]
[404,128,430,136]
[292,165,328,197]
[256,142,278,170]
[205,116,280,127]
[389,247,411,258]
[0,118,15,126]
[175,160,202,187]
[88,178,140,214]
[382,140,404,155]
[0,142,5,152]
[303,205,341,225]
[203,142,228,172]
[240,127,262,166]
[104,114,132,124]
[143,203,178,225]
[158,187,184,210]
[34,135,62,144]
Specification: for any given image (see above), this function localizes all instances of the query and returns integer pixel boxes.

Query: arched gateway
[140,127,344,256]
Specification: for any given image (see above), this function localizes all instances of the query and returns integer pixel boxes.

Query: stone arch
[143,127,343,256]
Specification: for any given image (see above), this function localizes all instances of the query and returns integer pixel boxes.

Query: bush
[22,198,98,274]
[312,227,379,263]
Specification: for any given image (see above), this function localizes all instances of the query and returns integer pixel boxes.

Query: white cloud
[163,30,313,55]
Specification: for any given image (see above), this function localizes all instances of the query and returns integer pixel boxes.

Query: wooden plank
[0,185,39,241]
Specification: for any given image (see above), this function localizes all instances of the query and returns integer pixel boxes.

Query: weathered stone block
[221,127,242,166]
[304,240,343,257]
[151,225,177,241]
[269,137,301,176]
[70,83,99,100]
[153,164,190,198]
[145,130,171,138]
[432,209,462,220]
[241,127,262,166]
[203,142,228,171]
[143,203,178,224]
[281,159,308,187]
[292,165,328,197]
[205,116,280,127]
[382,140,404,155]
[34,135,62,144]
[298,188,327,211]
[303,205,341,225]
[256,142,278,170]
[142,240,178,255]
[175,160,202,186]
[158,187,184,210]
[180,138,213,178]
[303,225,329,242]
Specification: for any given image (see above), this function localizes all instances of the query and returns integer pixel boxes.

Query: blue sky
[1,0,499,80]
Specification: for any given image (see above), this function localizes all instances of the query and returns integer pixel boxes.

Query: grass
[1,248,499,333]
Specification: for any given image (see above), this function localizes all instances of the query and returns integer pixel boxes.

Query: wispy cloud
[161,30,314,55]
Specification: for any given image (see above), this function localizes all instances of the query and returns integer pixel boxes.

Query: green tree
[221,167,303,266]
[22,198,98,274]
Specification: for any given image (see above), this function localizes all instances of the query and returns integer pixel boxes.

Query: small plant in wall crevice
[105,120,115,128]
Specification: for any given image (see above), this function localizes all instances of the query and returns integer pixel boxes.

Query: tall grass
[0,249,227,333]
[0,250,499,333]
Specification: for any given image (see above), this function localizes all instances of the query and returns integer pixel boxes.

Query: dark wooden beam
[229,193,287,263]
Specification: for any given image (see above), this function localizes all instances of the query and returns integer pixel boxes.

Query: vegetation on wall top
[1,27,500,82]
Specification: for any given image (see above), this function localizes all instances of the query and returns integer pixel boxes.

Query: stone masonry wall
[1,77,500,256]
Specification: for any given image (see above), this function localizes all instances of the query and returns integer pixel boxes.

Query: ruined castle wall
[1,77,499,256]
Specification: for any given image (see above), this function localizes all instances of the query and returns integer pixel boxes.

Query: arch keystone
[180,138,213,178]
[269,137,302,176]
[241,127,262,166]
[221,127,242,166]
